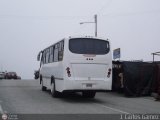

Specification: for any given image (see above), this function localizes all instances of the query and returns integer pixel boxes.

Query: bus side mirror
[37,51,42,61]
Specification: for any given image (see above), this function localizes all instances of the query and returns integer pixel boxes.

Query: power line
[101,9,160,18]
[0,15,90,19]
[96,0,113,15]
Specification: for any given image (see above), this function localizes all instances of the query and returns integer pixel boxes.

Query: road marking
[0,104,4,114]
[94,103,130,114]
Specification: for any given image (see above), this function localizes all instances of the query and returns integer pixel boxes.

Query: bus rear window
[69,38,110,54]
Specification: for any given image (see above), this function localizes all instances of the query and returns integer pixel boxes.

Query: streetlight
[151,51,160,62]
[80,14,97,37]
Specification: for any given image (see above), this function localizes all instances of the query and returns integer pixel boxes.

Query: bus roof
[66,36,109,41]
[40,36,109,52]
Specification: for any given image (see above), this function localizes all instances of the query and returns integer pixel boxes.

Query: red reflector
[107,68,111,78]
[108,68,112,72]
[66,67,70,71]
[66,67,71,77]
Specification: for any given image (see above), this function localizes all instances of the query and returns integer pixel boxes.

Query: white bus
[37,36,112,98]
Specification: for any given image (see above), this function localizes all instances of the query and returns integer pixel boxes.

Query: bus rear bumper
[62,90,108,93]
[62,80,112,92]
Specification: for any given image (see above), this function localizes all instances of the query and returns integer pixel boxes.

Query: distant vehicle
[37,36,112,98]
[5,72,18,79]
[0,72,5,79]
[34,70,39,79]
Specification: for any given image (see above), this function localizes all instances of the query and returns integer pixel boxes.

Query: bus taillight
[107,68,112,78]
[66,67,71,77]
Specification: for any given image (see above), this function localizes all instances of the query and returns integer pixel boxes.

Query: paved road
[0,80,160,119]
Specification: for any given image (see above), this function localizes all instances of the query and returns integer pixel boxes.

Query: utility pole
[94,14,97,37]
[80,14,98,37]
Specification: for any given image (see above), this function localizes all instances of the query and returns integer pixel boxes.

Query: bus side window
[45,49,49,64]
[40,51,43,66]
[49,46,54,63]
[45,50,47,64]
[43,50,46,64]
[58,41,64,61]
[48,48,50,63]
[52,46,55,62]
[54,44,59,62]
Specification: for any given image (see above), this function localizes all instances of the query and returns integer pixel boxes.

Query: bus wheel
[82,91,96,98]
[51,83,59,98]
[41,80,47,91]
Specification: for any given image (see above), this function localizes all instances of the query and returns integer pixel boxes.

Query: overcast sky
[0,0,160,79]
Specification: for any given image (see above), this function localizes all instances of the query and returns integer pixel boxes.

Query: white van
[37,36,112,98]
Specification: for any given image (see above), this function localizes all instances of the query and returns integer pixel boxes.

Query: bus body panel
[71,63,107,80]
[39,36,112,93]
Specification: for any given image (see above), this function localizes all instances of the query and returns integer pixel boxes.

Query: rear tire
[82,91,96,98]
[41,80,46,91]
[51,82,59,98]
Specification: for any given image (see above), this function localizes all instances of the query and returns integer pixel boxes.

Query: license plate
[86,84,92,88]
